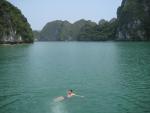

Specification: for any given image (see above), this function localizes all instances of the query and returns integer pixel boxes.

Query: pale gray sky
[8,0,122,30]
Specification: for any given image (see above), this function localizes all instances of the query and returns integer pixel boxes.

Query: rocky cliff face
[38,19,96,41]
[39,20,72,41]
[117,0,150,40]
[0,0,33,44]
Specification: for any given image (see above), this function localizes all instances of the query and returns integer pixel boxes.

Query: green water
[0,42,150,113]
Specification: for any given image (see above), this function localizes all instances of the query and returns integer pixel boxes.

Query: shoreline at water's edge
[1,40,150,45]
[35,40,150,42]
[0,41,34,45]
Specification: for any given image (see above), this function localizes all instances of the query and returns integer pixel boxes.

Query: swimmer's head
[67,89,73,95]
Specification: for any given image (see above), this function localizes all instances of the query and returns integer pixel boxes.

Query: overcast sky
[8,0,122,30]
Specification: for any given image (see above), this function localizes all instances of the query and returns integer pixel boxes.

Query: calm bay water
[0,42,150,113]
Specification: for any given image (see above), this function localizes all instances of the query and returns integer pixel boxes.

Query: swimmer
[54,90,84,102]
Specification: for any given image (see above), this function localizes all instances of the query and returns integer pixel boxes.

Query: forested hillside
[0,0,33,44]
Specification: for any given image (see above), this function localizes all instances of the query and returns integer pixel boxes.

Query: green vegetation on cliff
[40,20,72,41]
[117,0,150,40]
[0,0,33,43]
[37,19,96,41]
[79,0,150,41]
[78,19,118,41]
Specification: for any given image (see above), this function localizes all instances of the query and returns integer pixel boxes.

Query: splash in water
[51,102,68,113]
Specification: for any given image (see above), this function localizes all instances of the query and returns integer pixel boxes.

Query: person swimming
[54,89,84,102]
[67,90,75,98]
[54,90,75,102]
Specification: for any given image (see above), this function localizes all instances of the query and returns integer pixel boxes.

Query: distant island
[0,0,150,44]
[34,0,150,41]
[0,0,33,44]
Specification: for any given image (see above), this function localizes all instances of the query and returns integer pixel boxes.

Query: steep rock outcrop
[39,20,72,41]
[117,0,150,40]
[38,19,96,41]
[0,0,33,44]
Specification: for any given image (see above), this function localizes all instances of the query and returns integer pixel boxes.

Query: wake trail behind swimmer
[51,102,68,113]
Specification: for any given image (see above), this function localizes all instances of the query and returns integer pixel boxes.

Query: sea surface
[0,42,150,113]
